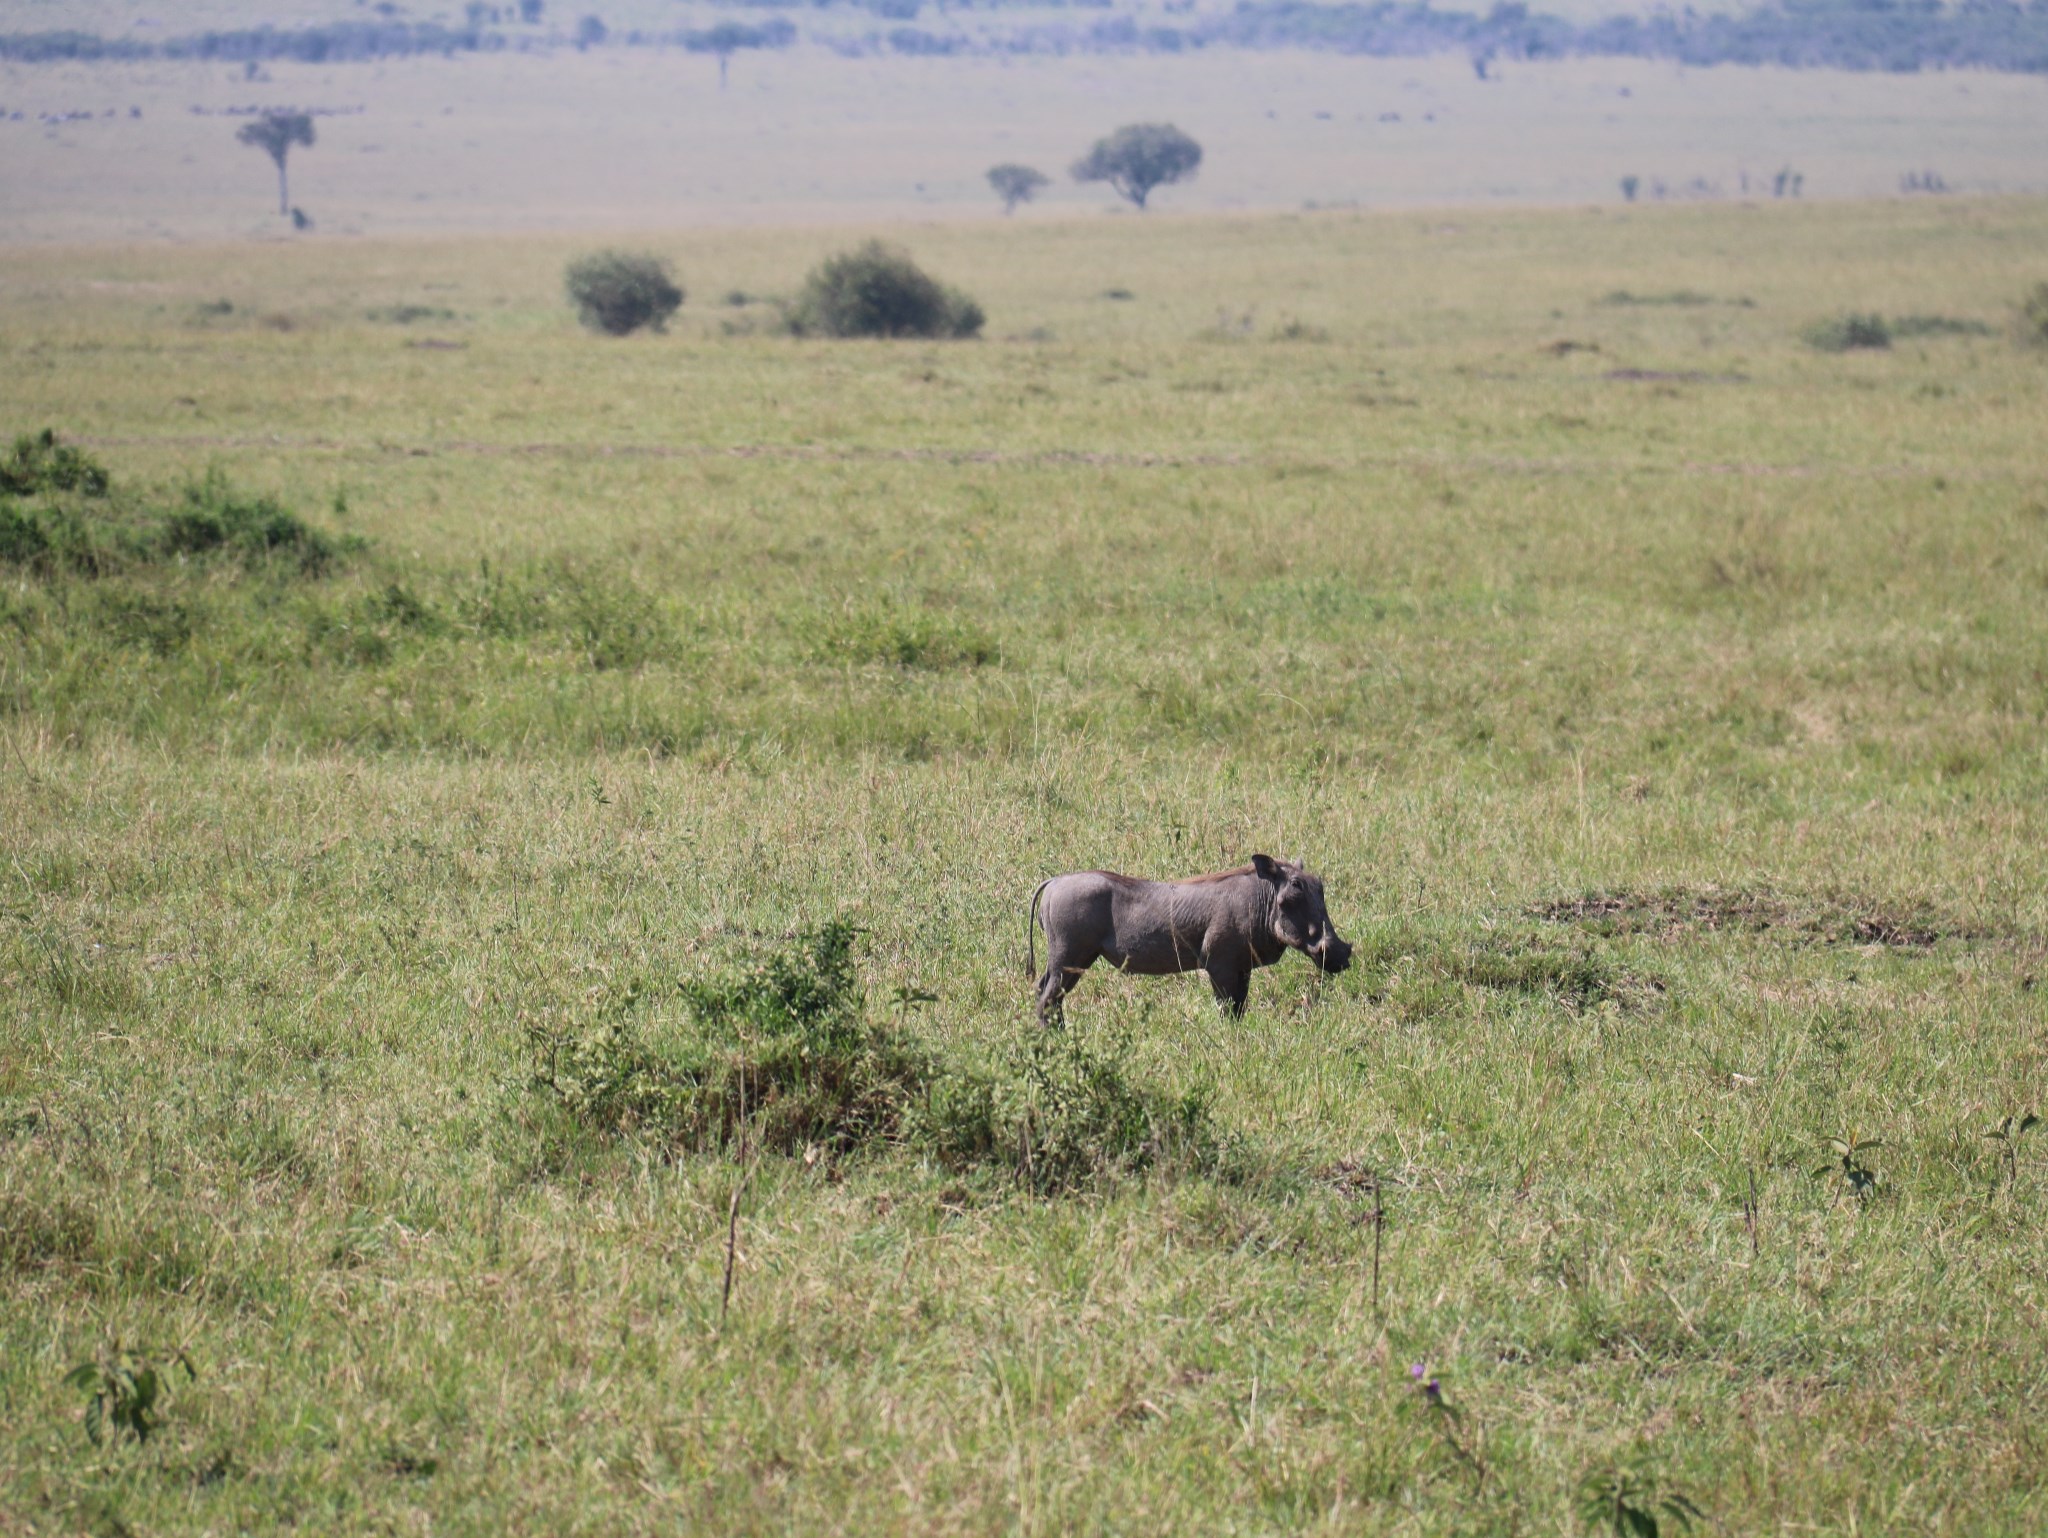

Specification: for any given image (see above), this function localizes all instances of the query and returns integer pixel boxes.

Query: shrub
[1803,313,1892,352]
[0,429,110,499]
[802,600,997,669]
[564,250,684,336]
[2019,282,2048,347]
[1890,314,1992,338]
[0,447,354,580]
[527,921,939,1157]
[161,470,346,575]
[522,923,1239,1190]
[785,242,983,340]
[943,1025,1232,1196]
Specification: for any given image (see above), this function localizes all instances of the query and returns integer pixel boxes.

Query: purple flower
[1410,1363,1426,1380]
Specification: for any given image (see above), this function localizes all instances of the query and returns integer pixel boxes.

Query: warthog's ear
[1250,853,1283,884]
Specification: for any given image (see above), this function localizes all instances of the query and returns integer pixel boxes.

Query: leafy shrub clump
[785,242,984,340]
[522,923,1238,1191]
[160,471,347,574]
[1890,314,1992,339]
[529,922,940,1157]
[565,250,684,336]
[0,437,355,579]
[1803,313,1892,351]
[0,429,111,499]
[802,600,997,669]
[930,1025,1233,1196]
[2019,281,2048,347]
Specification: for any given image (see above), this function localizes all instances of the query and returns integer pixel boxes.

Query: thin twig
[720,1047,752,1328]
[1369,1171,1385,1315]
[719,1168,749,1326]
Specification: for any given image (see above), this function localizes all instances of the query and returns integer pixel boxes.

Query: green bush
[802,600,997,669]
[785,242,983,340]
[0,444,354,580]
[530,921,938,1157]
[0,429,110,499]
[1803,313,1892,352]
[522,923,1238,1190]
[564,250,684,336]
[950,1025,1231,1196]
[2019,282,2048,347]
[1890,314,1992,339]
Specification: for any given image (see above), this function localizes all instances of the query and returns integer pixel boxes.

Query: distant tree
[519,0,545,20]
[1619,174,1639,202]
[575,13,607,49]
[1070,123,1202,211]
[236,111,314,216]
[565,250,683,336]
[986,163,1049,215]
[683,19,794,88]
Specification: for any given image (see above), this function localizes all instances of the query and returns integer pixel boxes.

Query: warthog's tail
[1027,877,1055,979]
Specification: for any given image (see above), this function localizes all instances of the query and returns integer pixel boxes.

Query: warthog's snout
[1311,936,1353,974]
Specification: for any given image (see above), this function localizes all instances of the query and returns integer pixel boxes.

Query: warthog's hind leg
[1035,953,1091,1025]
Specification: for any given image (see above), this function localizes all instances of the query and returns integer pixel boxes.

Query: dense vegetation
[5,0,2048,72]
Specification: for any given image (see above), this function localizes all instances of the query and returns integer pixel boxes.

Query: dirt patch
[1530,887,1987,949]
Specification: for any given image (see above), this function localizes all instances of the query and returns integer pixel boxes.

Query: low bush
[522,923,1237,1191]
[1803,313,1892,351]
[945,1024,1232,1196]
[527,921,941,1156]
[801,600,997,669]
[565,250,684,336]
[1,428,110,499]
[2019,281,2048,347]
[0,437,355,579]
[1890,314,1992,339]
[785,242,983,340]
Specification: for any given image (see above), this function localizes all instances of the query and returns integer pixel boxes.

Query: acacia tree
[683,19,794,88]
[236,111,315,216]
[1070,123,1201,211]
[986,164,1049,215]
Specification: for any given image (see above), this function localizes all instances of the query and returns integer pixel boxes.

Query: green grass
[3,196,2048,1534]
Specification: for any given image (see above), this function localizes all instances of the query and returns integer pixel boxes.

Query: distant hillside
[4,0,2046,72]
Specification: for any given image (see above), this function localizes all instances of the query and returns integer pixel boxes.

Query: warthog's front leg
[1205,959,1251,1017]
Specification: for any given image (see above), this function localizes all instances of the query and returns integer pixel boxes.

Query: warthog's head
[1252,854,1353,974]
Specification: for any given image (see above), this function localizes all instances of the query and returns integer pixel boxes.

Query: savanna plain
[4,195,2048,1534]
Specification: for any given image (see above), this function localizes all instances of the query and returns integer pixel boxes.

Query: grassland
[3,195,2048,1534]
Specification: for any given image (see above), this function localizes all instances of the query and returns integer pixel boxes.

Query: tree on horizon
[236,111,315,216]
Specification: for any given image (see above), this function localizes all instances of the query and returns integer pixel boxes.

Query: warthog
[1027,854,1353,1021]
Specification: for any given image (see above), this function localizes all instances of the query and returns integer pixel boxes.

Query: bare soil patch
[1529,887,1991,949]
